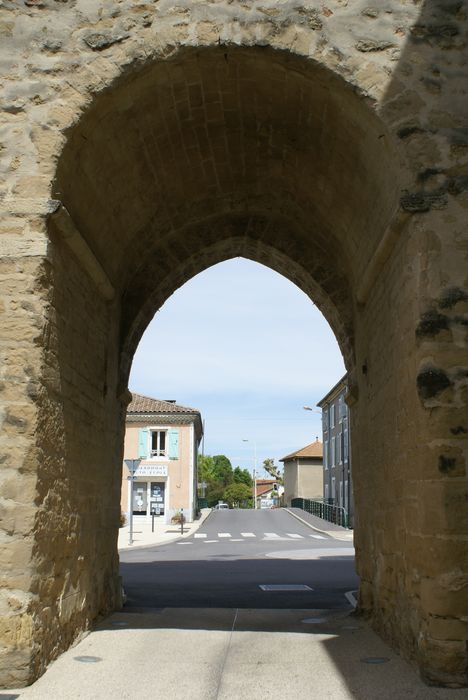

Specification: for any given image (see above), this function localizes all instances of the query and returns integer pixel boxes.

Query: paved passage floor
[10,608,467,700]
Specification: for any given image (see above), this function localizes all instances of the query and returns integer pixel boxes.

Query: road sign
[124,458,141,474]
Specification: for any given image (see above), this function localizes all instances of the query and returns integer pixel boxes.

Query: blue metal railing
[291,497,348,528]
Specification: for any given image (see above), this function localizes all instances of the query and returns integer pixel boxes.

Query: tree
[198,455,216,482]
[212,454,234,486]
[197,454,235,506]
[223,482,253,508]
[263,458,282,482]
[233,466,253,487]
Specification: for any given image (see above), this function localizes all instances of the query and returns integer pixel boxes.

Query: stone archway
[0,1,467,689]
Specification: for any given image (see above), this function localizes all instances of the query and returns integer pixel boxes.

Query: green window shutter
[168,429,179,460]
[138,428,149,458]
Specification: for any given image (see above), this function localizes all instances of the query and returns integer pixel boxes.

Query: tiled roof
[127,392,200,415]
[256,483,276,497]
[280,439,323,461]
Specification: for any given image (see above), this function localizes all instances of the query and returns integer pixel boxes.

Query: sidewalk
[118,508,212,550]
[285,507,354,542]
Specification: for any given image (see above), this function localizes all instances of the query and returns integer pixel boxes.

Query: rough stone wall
[0,0,467,689]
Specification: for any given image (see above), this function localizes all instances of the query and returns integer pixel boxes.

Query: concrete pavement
[118,508,212,550]
[285,507,355,542]
[8,608,467,699]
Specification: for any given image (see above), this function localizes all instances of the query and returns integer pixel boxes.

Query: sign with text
[134,464,168,477]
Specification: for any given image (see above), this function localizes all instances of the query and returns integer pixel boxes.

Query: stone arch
[1,3,467,690]
[51,45,401,381]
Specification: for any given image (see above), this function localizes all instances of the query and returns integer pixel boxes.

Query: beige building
[122,394,203,524]
[280,439,323,506]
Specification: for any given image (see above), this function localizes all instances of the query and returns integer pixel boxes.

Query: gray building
[317,375,353,526]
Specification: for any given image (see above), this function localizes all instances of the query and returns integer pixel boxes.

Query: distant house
[121,393,203,523]
[255,478,282,509]
[280,439,323,506]
[317,375,353,526]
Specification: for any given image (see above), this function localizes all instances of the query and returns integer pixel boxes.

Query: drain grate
[301,617,327,624]
[360,657,390,664]
[259,584,313,591]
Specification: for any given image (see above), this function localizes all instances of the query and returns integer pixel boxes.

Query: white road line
[218,533,232,538]
[203,540,219,543]
[287,533,304,539]
[264,533,280,538]
[177,542,192,545]
[310,534,326,540]
[230,539,244,542]
[241,532,256,538]
[194,533,207,538]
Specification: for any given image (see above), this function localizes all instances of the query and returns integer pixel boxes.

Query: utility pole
[243,438,257,509]
[124,458,141,546]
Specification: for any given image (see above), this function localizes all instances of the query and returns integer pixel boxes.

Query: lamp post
[124,458,141,545]
[242,439,257,509]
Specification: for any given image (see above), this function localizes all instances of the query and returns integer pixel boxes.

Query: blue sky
[129,258,345,476]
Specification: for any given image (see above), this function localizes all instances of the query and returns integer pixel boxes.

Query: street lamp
[242,439,257,509]
[124,458,141,545]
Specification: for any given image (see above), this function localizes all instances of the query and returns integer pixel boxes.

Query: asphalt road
[120,508,358,610]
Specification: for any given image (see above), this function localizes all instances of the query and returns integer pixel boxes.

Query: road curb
[284,508,353,542]
[345,590,358,608]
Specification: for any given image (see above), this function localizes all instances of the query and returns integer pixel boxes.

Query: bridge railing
[291,497,348,529]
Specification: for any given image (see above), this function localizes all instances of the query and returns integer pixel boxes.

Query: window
[337,432,342,464]
[324,443,328,470]
[151,430,166,457]
[331,436,335,466]
[344,427,349,461]
[330,404,335,429]
[322,408,329,431]
[338,394,347,420]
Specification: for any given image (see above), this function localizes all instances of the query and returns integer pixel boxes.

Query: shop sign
[134,465,168,477]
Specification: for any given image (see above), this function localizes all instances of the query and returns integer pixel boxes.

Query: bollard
[180,508,184,535]
[152,511,155,533]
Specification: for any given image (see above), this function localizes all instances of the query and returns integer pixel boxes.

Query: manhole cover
[360,657,390,664]
[301,617,327,624]
[74,655,102,663]
[259,584,313,591]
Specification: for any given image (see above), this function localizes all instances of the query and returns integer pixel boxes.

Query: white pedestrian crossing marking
[287,534,304,539]
[230,539,243,542]
[241,532,256,538]
[194,533,206,538]
[203,540,219,543]
[218,533,232,538]
[310,534,326,539]
[264,532,280,538]
[177,542,192,545]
